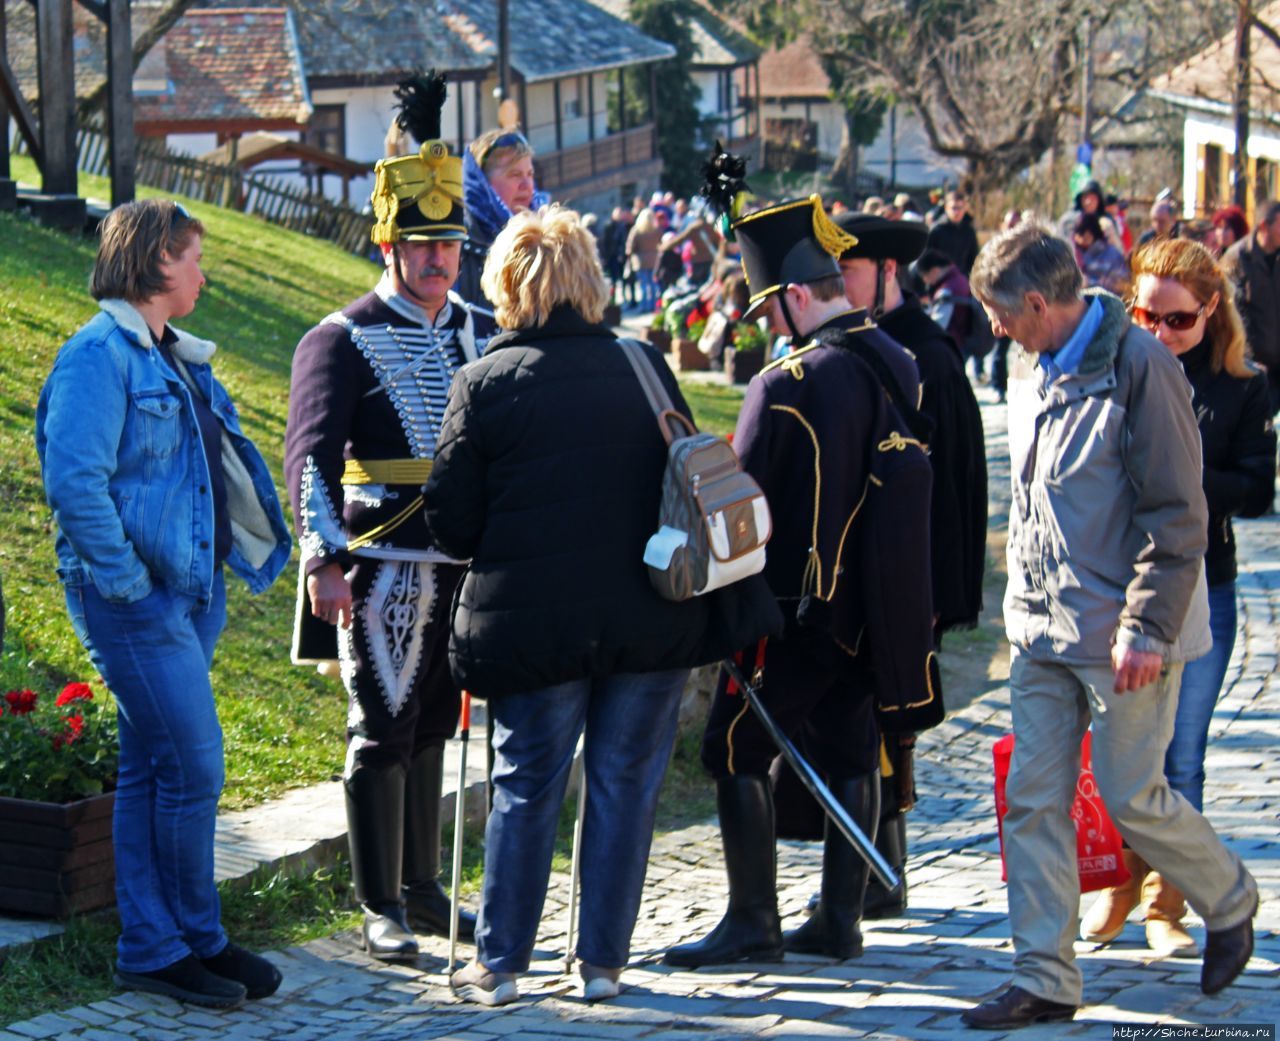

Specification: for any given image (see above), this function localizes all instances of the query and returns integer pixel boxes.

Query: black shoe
[405,879,477,940]
[960,986,1077,1029]
[362,901,420,962]
[115,953,247,1009]
[1201,899,1256,995]
[665,775,784,968]
[201,942,282,1000]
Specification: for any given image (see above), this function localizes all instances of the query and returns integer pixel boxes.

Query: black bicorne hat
[832,212,928,265]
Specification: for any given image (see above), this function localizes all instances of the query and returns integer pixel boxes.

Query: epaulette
[760,343,820,381]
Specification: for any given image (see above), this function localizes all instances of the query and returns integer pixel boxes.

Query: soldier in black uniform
[666,155,940,968]
[285,75,495,962]
[832,213,988,917]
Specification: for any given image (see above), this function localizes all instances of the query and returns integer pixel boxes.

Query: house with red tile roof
[1146,1,1280,221]
[6,4,312,146]
[756,37,958,192]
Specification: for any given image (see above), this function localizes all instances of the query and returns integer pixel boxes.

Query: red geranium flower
[53,713,86,750]
[56,682,94,707]
[4,689,37,715]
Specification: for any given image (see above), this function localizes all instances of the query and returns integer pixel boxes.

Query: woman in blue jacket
[35,200,292,1008]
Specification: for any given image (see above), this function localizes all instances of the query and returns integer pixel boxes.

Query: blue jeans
[65,571,229,972]
[477,669,687,973]
[1164,581,1237,812]
[635,269,657,310]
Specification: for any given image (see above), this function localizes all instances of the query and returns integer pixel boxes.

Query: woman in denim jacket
[35,200,292,1009]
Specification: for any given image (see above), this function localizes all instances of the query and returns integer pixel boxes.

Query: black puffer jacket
[1180,339,1277,586]
[425,306,781,697]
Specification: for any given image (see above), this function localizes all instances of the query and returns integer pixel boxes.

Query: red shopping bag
[993,730,1131,893]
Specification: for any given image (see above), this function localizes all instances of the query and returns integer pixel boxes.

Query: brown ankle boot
[1080,849,1147,943]
[1143,871,1200,958]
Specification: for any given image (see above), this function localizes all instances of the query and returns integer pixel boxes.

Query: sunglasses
[1129,303,1205,332]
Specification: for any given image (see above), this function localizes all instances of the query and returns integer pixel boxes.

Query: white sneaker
[581,963,622,1002]
[450,960,518,1006]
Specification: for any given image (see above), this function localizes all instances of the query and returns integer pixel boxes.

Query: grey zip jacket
[1005,290,1210,665]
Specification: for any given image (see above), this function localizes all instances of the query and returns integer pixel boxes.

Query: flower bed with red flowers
[0,682,117,804]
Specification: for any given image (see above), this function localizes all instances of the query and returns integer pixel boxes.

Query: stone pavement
[3,391,1277,1040]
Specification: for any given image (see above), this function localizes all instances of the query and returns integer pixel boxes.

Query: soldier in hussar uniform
[666,149,941,969]
[284,73,494,962]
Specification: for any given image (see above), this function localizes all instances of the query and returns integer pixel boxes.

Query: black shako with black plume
[699,140,749,220]
[392,70,448,144]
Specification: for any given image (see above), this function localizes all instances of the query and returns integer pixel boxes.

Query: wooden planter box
[725,347,765,384]
[642,327,671,353]
[671,336,710,372]
[0,792,115,917]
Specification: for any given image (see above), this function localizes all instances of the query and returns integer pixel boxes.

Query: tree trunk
[831,109,860,197]
[1233,0,1251,209]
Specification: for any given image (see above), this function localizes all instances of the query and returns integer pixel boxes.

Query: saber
[563,734,587,973]
[722,658,899,892]
[448,690,472,974]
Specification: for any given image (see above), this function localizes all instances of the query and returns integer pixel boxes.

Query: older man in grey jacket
[959,223,1258,1030]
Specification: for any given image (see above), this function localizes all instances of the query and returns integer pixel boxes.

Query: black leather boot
[665,775,784,967]
[784,771,880,958]
[862,810,907,919]
[346,764,419,961]
[403,743,477,940]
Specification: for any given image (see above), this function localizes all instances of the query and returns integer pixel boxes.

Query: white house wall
[1181,113,1280,218]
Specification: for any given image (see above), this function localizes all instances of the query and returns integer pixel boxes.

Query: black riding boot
[665,775,784,967]
[403,743,477,940]
[784,771,880,958]
[346,764,418,961]
[862,810,908,918]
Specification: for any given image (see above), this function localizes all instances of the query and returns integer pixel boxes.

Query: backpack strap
[818,329,934,444]
[617,338,695,444]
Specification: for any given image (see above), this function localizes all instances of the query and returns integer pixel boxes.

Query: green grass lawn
[0,162,749,810]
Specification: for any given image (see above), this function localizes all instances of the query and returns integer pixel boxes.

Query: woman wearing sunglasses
[1081,237,1275,957]
[36,200,292,1007]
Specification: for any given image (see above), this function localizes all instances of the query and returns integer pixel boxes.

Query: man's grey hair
[970,220,1082,312]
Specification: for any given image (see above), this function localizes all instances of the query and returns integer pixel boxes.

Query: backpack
[617,338,772,601]
[815,330,944,734]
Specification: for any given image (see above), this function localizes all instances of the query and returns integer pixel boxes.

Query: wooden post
[1233,0,1251,208]
[588,73,596,176]
[106,0,136,206]
[553,80,563,152]
[0,0,10,185]
[37,0,77,195]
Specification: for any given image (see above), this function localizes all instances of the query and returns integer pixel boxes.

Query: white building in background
[1147,0,1280,222]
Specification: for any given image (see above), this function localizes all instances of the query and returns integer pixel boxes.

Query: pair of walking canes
[444,690,589,976]
[444,657,897,977]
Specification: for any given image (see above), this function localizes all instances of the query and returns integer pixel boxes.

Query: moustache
[417,266,452,279]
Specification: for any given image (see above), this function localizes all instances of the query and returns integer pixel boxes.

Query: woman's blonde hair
[1129,238,1251,378]
[481,204,609,328]
[90,199,205,303]
[632,208,657,235]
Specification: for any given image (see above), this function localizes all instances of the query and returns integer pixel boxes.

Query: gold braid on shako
[370,71,467,245]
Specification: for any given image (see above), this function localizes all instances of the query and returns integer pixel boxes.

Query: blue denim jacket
[36,299,292,604]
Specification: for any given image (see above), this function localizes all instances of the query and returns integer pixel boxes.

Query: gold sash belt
[341,458,433,485]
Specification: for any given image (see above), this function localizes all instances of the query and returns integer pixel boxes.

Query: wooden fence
[14,129,375,256]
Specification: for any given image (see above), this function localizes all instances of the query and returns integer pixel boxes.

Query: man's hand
[307,562,353,630]
[1111,644,1162,694]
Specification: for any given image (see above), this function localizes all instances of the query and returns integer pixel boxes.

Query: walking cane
[563,734,587,973]
[447,690,472,975]
[722,658,900,892]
